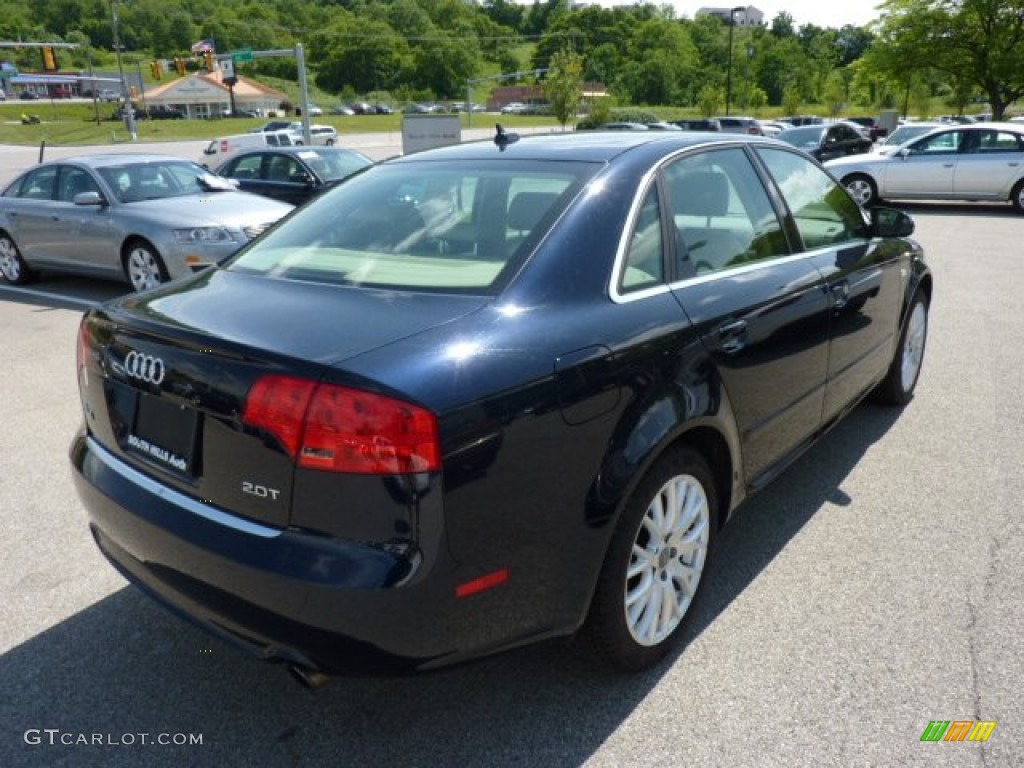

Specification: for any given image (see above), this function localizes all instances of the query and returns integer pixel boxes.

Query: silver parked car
[826,122,1024,211]
[0,154,293,292]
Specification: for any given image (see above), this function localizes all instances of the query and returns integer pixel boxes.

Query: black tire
[872,292,929,406]
[843,173,879,208]
[0,233,37,285]
[588,446,718,671]
[123,239,168,292]
[1011,179,1024,213]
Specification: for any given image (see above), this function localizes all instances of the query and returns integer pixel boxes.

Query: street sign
[231,48,253,63]
[220,58,236,84]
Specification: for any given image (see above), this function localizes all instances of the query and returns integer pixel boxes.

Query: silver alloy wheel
[126,244,164,292]
[624,473,710,647]
[845,176,875,206]
[0,237,21,282]
[900,300,928,392]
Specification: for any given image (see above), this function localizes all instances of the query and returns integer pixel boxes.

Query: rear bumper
[70,433,532,674]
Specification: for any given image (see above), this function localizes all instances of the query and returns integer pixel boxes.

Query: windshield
[97,160,234,203]
[227,159,595,295]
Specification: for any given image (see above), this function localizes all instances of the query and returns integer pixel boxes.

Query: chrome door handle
[830,281,850,309]
[718,319,747,354]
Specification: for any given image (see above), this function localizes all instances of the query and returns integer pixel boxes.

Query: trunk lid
[79,269,486,528]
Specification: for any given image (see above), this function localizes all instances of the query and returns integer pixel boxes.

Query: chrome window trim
[86,437,282,539]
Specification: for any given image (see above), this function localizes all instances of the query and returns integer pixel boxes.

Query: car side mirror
[871,207,914,238]
[73,191,105,206]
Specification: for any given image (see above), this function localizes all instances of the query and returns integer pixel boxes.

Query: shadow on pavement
[0,275,127,311]
[888,200,1019,218]
[0,403,902,768]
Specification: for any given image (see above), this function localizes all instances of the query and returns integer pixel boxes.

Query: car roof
[225,145,361,157]
[35,153,197,169]
[387,131,776,165]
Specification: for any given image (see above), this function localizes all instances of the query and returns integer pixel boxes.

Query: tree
[873,0,1024,120]
[697,84,722,117]
[542,46,583,128]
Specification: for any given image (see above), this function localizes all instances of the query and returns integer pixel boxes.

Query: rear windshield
[227,159,595,294]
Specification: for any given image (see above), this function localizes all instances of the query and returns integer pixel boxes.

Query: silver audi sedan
[825,122,1024,211]
[0,153,294,292]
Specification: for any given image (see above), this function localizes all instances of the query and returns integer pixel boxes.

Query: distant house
[144,67,288,119]
[697,5,765,26]
[489,82,607,113]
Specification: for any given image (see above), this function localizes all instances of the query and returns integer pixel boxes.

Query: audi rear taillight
[242,375,440,474]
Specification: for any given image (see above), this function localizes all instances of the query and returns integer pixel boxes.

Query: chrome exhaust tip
[288,664,331,690]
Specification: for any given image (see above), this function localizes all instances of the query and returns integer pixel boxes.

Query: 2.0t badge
[124,351,166,385]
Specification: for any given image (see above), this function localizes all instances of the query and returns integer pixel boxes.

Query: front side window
[265,155,302,182]
[662,147,788,275]
[908,130,963,155]
[229,160,594,294]
[58,167,100,202]
[757,147,867,249]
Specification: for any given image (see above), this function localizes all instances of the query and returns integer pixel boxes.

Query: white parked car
[286,123,339,146]
[500,102,527,114]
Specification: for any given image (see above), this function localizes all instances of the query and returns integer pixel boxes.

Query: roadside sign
[231,49,253,63]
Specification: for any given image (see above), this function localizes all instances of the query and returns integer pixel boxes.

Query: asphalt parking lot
[0,148,1021,765]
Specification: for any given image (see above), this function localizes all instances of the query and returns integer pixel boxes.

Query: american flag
[190,39,215,54]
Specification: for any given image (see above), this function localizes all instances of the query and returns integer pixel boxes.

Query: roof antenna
[494,123,519,151]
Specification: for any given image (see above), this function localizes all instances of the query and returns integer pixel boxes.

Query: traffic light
[41,46,58,72]
[174,57,185,76]
[150,60,161,80]
[204,51,215,71]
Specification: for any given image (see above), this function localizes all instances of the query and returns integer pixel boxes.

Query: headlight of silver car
[173,227,235,244]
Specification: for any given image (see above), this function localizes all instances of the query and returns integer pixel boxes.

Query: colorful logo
[920,720,997,742]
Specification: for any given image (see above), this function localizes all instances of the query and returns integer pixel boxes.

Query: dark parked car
[713,116,763,135]
[781,115,825,127]
[775,121,874,162]
[671,118,722,132]
[846,116,888,141]
[71,131,931,681]
[214,145,373,205]
[146,105,185,120]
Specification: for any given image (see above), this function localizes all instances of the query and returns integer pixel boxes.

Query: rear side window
[661,147,788,275]
[756,147,867,249]
[14,166,59,200]
[229,159,596,294]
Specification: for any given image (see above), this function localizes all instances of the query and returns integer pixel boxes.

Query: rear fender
[584,358,744,534]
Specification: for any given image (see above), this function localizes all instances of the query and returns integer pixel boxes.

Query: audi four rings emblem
[124,351,166,385]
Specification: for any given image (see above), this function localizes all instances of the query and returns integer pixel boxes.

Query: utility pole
[109,0,136,139]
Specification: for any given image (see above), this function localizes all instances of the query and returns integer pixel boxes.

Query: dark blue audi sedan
[71,130,931,682]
